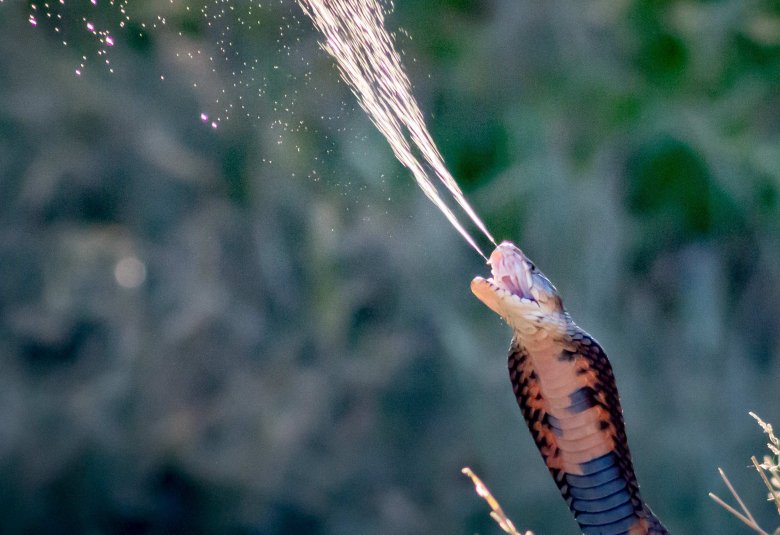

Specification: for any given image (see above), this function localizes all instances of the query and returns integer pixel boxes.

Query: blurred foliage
[1,0,780,533]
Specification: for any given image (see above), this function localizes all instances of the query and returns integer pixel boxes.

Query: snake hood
[471,241,569,340]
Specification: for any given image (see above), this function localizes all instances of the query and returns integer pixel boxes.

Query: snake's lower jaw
[471,276,509,319]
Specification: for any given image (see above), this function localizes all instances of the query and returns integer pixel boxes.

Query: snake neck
[508,328,669,535]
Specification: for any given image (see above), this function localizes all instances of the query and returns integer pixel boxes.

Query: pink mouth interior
[490,245,533,300]
[500,274,523,296]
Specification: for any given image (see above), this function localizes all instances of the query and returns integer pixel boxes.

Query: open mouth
[488,242,535,302]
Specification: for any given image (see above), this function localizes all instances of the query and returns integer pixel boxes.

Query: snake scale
[471,242,668,535]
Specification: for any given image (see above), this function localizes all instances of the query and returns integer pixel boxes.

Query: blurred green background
[1,0,779,533]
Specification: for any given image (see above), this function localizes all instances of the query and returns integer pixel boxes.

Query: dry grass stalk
[461,467,533,535]
[709,467,768,535]
[752,456,780,517]
[750,413,780,515]
[709,413,780,534]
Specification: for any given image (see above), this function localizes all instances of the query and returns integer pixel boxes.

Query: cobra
[471,241,669,535]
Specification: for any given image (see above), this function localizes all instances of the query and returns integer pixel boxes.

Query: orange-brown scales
[472,242,668,535]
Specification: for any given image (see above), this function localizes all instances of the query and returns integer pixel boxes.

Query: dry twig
[462,467,533,535]
[709,412,780,534]
[709,467,768,535]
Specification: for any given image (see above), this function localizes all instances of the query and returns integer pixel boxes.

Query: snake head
[471,241,567,336]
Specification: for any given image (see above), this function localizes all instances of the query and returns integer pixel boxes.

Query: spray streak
[298,0,496,259]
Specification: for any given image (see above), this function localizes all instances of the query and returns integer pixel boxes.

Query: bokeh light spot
[114,256,147,289]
